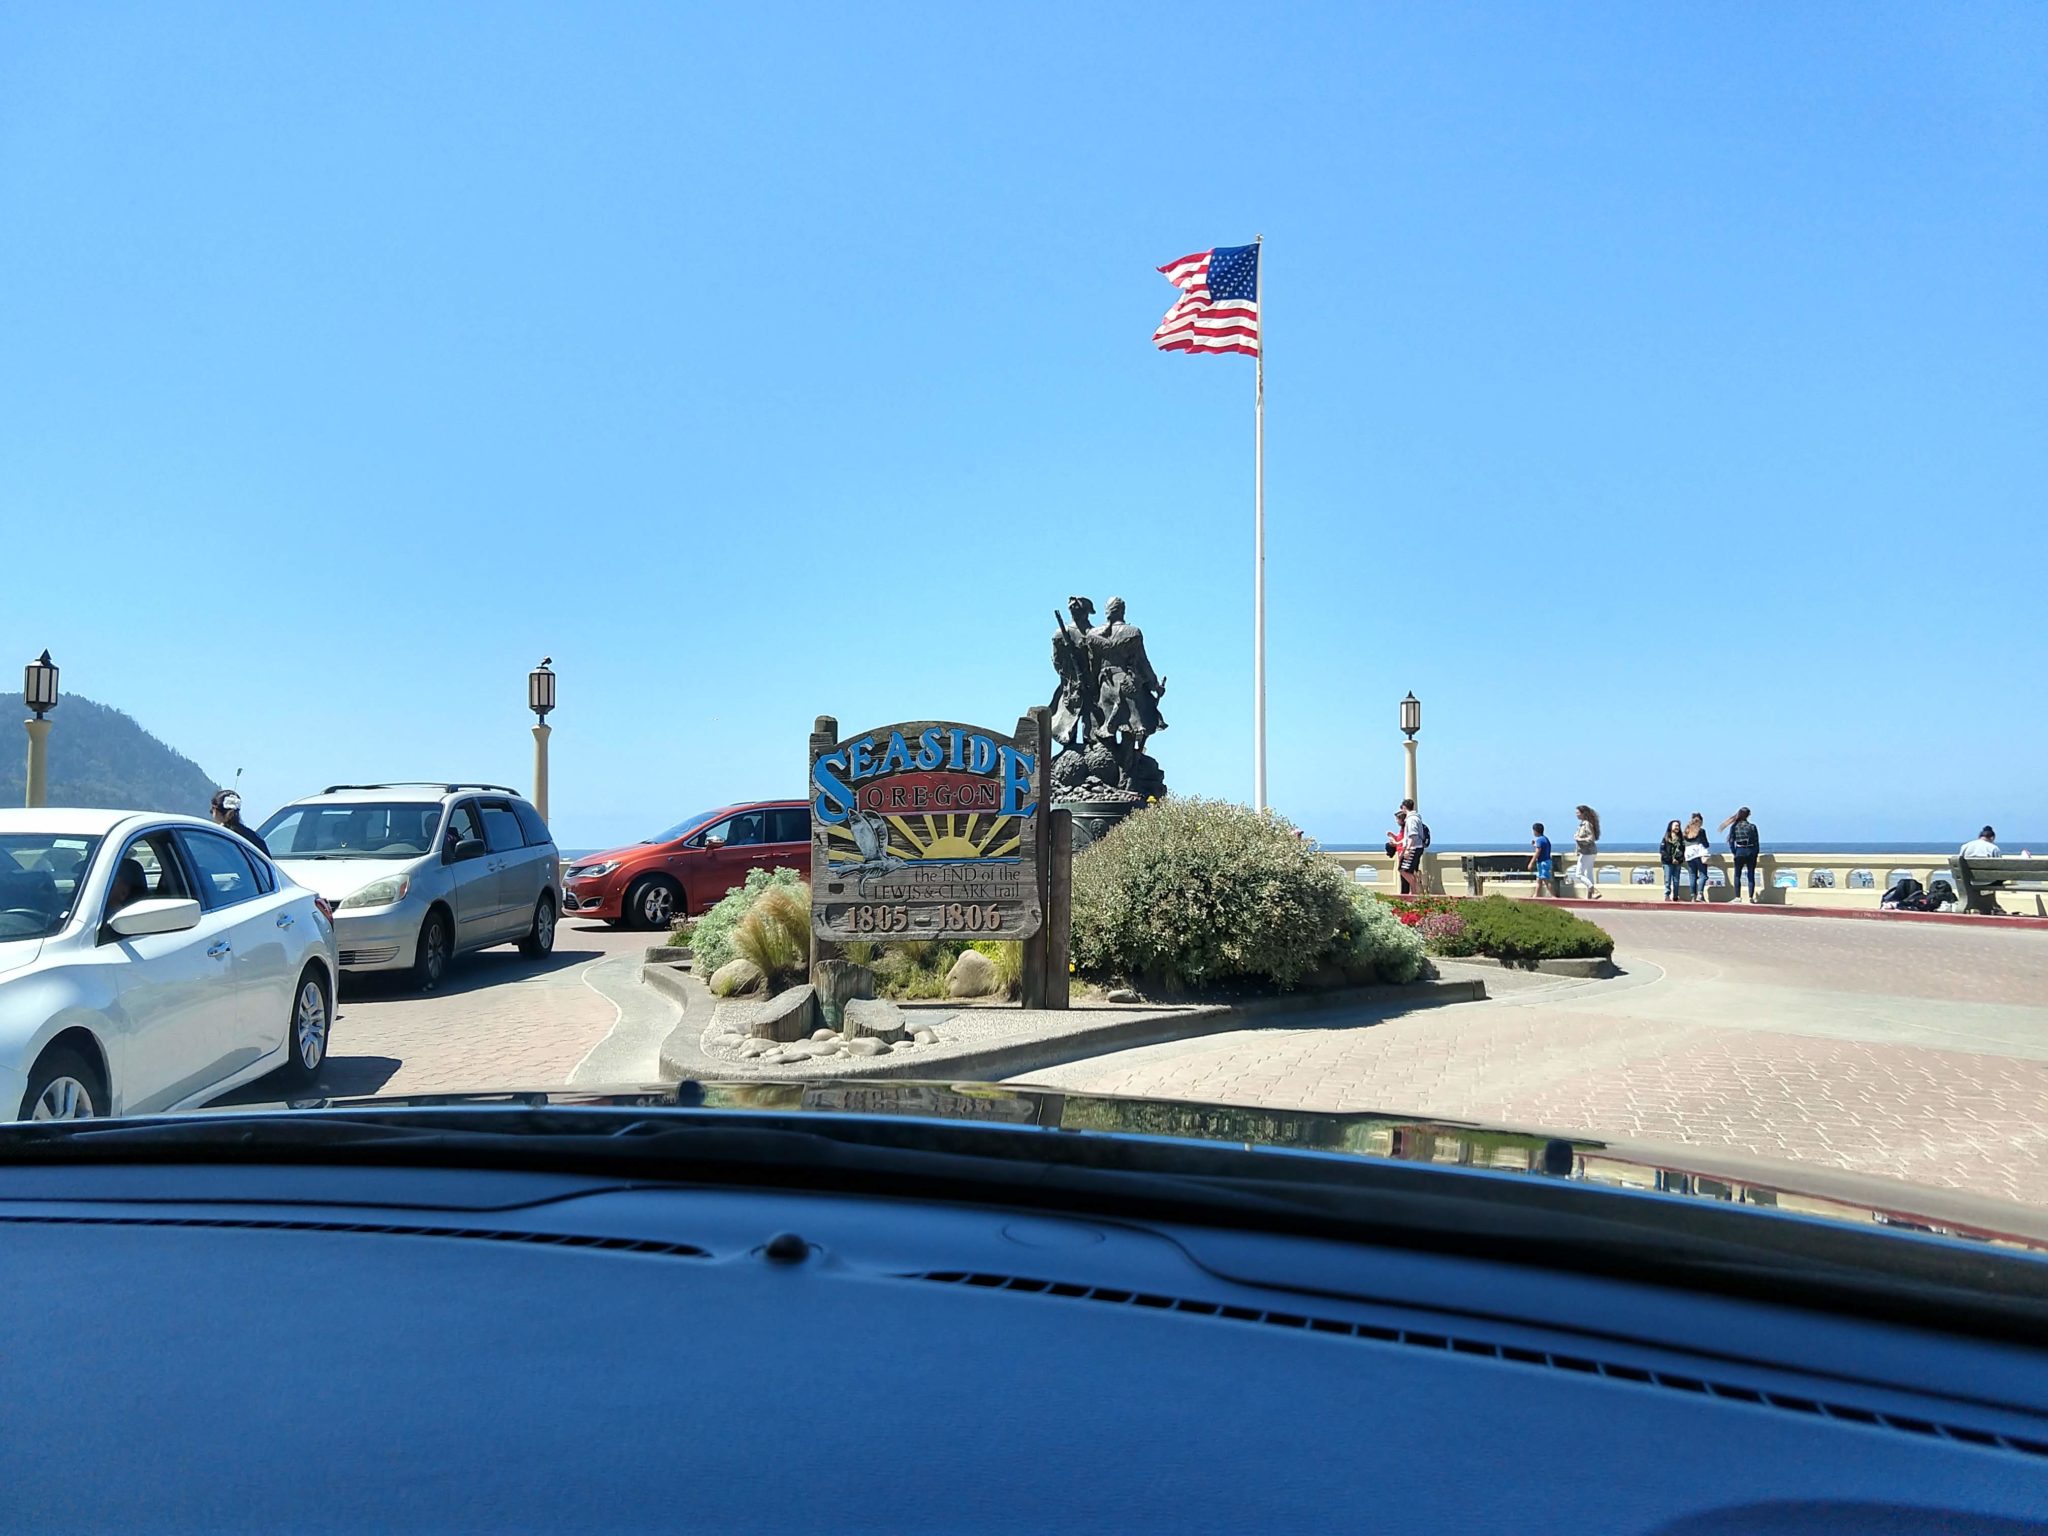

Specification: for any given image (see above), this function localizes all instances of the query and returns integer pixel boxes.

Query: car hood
[216,1078,2048,1252]
[564,845,646,870]
[0,938,44,980]
[272,857,422,901]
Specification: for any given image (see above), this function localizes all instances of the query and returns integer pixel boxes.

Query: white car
[0,809,339,1121]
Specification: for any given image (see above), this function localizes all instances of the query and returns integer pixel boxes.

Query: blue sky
[4,2,2043,851]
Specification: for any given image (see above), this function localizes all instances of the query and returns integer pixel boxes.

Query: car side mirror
[448,837,486,863]
[702,836,726,852]
[108,897,202,939]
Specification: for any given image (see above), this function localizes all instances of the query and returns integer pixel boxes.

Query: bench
[1459,854,1538,896]
[1953,856,2048,916]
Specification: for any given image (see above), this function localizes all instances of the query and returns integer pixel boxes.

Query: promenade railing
[1324,848,2040,915]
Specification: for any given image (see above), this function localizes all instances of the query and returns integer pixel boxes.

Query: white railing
[1323,847,2023,912]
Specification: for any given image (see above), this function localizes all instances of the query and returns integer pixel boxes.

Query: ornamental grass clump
[729,883,812,993]
[688,866,807,975]
[1071,798,1353,992]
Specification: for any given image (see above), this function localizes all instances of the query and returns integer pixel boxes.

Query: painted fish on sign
[809,716,1043,942]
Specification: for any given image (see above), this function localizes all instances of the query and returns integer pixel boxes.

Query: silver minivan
[259,784,559,990]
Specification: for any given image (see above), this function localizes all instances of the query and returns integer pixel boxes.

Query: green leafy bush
[1324,887,1428,983]
[730,885,812,993]
[1071,799,1353,991]
[1457,896,1613,965]
[687,866,807,975]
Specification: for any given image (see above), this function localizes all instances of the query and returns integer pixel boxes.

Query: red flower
[1397,909,1422,927]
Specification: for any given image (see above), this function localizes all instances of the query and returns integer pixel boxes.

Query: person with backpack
[1659,819,1687,902]
[1397,798,1430,895]
[1572,805,1601,899]
[1721,807,1761,903]
[1682,812,1711,901]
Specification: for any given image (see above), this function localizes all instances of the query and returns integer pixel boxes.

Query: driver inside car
[106,858,148,915]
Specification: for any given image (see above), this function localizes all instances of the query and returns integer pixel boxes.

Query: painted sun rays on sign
[824,811,1023,867]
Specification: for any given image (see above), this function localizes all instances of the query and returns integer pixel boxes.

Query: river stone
[746,984,818,1043]
[842,1037,889,1057]
[843,997,910,1043]
[946,948,999,999]
[736,1035,775,1058]
[911,1026,939,1045]
[1106,987,1140,1004]
[709,958,765,998]
[811,1028,838,1042]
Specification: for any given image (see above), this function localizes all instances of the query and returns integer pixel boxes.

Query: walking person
[1721,807,1761,902]
[1682,812,1710,902]
[1659,819,1687,902]
[1573,805,1601,899]
[211,789,269,858]
[1528,822,1554,898]
[1398,799,1431,896]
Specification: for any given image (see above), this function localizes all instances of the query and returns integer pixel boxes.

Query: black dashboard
[3,1152,2045,1533]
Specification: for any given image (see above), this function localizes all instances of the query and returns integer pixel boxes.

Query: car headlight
[568,861,619,880]
[338,874,411,910]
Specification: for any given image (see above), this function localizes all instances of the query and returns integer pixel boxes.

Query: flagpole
[1253,233,1266,812]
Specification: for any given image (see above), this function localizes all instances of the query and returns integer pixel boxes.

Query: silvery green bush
[687,865,806,975]
[1331,887,1428,982]
[1070,798,1354,991]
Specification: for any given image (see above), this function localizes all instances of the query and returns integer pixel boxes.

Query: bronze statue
[1048,594,1167,802]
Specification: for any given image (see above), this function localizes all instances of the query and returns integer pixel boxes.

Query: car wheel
[626,876,681,931]
[518,894,557,957]
[410,909,452,992]
[276,967,331,1086]
[20,1045,106,1122]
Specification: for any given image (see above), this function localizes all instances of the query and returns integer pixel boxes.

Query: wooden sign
[809,714,1044,943]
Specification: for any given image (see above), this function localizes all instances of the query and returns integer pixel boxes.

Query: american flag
[1152,243,1260,357]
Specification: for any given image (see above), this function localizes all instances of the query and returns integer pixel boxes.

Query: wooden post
[808,714,841,987]
[1044,807,1073,1011]
[1020,706,1052,1010]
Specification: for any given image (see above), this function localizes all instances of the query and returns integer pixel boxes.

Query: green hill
[2,696,220,815]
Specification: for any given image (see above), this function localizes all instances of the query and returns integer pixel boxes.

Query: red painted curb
[1522,897,2048,930]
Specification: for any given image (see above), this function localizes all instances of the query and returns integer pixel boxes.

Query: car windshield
[261,804,443,861]
[7,9,2045,1265]
[0,833,102,940]
[642,811,725,845]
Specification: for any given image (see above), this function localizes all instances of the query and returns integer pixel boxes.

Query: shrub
[1457,896,1612,965]
[730,884,812,993]
[687,866,807,975]
[1071,799,1353,991]
[1325,887,1428,984]
[1416,910,1477,957]
[872,940,959,1000]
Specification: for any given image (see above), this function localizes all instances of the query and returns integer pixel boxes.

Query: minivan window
[694,810,767,847]
[262,803,442,860]
[443,802,485,854]
[768,808,810,844]
[480,804,526,855]
[512,801,552,847]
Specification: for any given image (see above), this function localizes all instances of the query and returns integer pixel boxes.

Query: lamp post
[23,650,60,808]
[1399,690,1420,809]
[528,658,555,824]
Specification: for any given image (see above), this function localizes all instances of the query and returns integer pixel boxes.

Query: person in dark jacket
[1659,819,1687,902]
[1720,806,1761,903]
[211,789,270,858]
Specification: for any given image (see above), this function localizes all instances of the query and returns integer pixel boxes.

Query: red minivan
[560,801,811,929]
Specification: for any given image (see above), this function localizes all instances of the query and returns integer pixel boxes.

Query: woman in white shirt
[1573,805,1601,899]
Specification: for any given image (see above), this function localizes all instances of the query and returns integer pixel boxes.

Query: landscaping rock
[709,958,765,998]
[737,1037,775,1058]
[811,1028,838,1042]
[747,984,818,1043]
[1106,987,1140,1004]
[843,997,910,1043]
[842,1037,890,1057]
[911,1026,938,1045]
[946,949,999,999]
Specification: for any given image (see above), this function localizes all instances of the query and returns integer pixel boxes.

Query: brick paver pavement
[1020,910,2048,1207]
[220,922,654,1103]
